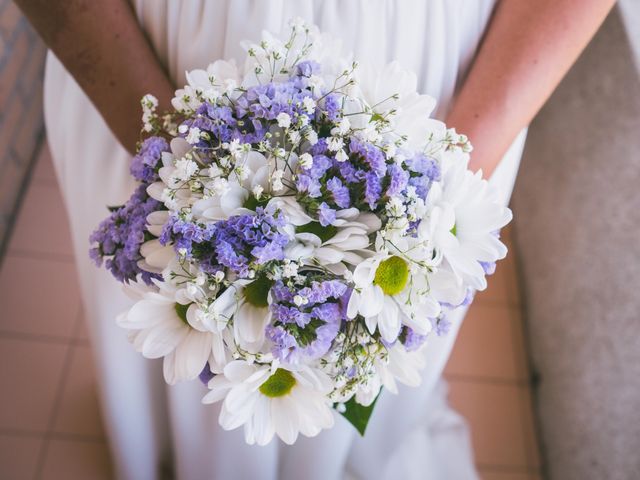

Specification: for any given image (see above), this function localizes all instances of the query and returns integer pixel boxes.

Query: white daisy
[117,278,225,384]
[350,61,445,149]
[421,159,512,290]
[347,248,450,342]
[224,278,273,353]
[202,361,334,445]
[286,208,381,270]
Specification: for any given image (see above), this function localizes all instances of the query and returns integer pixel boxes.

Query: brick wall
[0,0,46,256]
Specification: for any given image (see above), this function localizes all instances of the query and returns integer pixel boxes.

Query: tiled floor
[0,144,543,479]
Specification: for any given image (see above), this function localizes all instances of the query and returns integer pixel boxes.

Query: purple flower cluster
[266,279,349,363]
[130,136,169,183]
[401,326,429,351]
[161,207,289,278]
[89,185,161,284]
[406,153,441,199]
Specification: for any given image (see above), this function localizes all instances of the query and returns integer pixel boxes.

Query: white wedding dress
[44,1,525,479]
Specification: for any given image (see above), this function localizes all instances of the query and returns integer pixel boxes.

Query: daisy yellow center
[174,303,190,326]
[296,221,337,243]
[259,369,296,397]
[373,256,409,296]
[243,276,274,308]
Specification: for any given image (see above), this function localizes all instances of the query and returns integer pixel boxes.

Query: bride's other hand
[446,0,615,178]
[15,0,175,154]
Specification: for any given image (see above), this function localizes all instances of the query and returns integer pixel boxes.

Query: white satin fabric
[44,1,525,479]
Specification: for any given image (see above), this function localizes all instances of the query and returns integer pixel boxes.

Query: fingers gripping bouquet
[90,19,512,445]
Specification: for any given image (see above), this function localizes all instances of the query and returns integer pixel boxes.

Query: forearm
[446,0,615,178]
[16,0,174,153]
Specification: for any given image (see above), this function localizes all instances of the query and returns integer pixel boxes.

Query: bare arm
[446,0,615,178]
[15,0,174,153]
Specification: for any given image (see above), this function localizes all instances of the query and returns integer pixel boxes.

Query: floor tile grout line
[511,221,548,476]
[477,463,541,473]
[5,249,75,264]
[0,428,105,443]
[445,373,534,387]
[0,329,90,346]
[33,340,77,480]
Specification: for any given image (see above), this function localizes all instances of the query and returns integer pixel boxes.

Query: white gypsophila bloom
[305,129,318,145]
[420,157,512,290]
[208,177,229,196]
[333,117,351,135]
[117,278,225,384]
[302,97,316,114]
[202,361,334,445]
[335,149,348,162]
[298,152,313,169]
[186,127,202,144]
[327,136,344,152]
[174,157,199,181]
[147,138,197,211]
[276,112,292,129]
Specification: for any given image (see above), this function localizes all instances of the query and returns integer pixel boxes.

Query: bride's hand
[445,0,614,179]
[15,0,175,154]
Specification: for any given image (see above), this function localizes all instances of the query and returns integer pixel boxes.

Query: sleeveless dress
[43,1,526,479]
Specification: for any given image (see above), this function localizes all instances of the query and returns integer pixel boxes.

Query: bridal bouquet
[90,19,512,445]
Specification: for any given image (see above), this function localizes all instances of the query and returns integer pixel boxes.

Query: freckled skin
[14,0,174,153]
[445,0,614,179]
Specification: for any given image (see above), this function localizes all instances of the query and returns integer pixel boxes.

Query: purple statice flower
[130,136,169,183]
[89,184,161,284]
[305,154,333,180]
[295,60,321,78]
[296,174,322,197]
[407,153,441,181]
[211,207,289,277]
[198,363,215,385]
[480,261,496,275]
[364,171,382,209]
[267,279,348,363]
[321,93,341,122]
[402,327,428,351]
[349,138,386,177]
[326,177,351,208]
[318,202,336,226]
[430,316,452,336]
[386,162,409,197]
[309,138,329,156]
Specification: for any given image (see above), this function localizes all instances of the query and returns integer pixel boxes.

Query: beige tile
[31,144,58,186]
[0,433,44,480]
[40,439,113,480]
[7,182,74,258]
[480,471,542,480]
[519,388,542,469]
[0,338,68,432]
[475,261,512,306]
[0,255,80,339]
[449,380,530,468]
[52,345,105,438]
[446,304,526,381]
[74,312,90,342]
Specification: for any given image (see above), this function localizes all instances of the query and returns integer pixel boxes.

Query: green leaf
[339,392,381,436]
